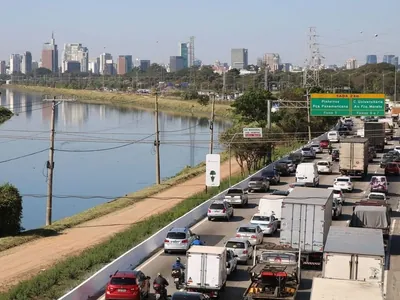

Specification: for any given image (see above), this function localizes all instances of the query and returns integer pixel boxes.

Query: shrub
[0,183,23,237]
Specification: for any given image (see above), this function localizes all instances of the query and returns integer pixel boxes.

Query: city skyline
[0,0,398,66]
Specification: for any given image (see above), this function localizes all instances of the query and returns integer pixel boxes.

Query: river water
[0,88,230,230]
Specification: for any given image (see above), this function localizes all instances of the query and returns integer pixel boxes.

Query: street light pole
[228,132,241,187]
[395,65,397,105]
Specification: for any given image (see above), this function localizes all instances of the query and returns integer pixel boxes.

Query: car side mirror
[109,274,112,278]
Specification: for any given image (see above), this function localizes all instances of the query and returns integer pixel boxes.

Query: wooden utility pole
[209,94,216,154]
[155,92,161,184]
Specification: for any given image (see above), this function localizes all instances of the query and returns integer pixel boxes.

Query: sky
[0,0,399,66]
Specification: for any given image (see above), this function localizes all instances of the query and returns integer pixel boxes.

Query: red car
[105,271,141,300]
[385,163,400,176]
[320,140,329,149]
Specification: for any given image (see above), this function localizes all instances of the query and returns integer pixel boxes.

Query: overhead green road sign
[310,93,385,116]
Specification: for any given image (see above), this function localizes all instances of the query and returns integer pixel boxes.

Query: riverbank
[0,106,13,124]
[6,85,232,119]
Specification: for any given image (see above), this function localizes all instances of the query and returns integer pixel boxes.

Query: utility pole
[395,65,397,105]
[154,92,161,184]
[306,89,312,142]
[209,94,216,154]
[222,71,226,100]
[264,67,271,129]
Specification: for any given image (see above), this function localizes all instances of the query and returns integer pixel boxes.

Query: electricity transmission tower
[302,27,323,88]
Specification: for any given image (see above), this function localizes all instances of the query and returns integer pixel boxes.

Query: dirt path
[0,159,242,291]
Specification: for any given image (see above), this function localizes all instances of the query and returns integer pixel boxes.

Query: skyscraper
[9,54,21,73]
[21,51,32,74]
[117,55,133,75]
[41,32,58,73]
[366,55,377,64]
[179,43,189,68]
[99,53,112,74]
[169,56,184,72]
[346,58,357,70]
[140,60,151,72]
[0,61,6,75]
[231,48,248,70]
[62,43,89,73]
[263,53,281,72]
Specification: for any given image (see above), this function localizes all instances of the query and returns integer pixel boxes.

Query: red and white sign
[243,128,263,138]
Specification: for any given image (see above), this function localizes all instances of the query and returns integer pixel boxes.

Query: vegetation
[0,106,13,124]
[0,184,23,237]
[0,174,246,300]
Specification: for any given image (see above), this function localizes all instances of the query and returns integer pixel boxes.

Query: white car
[317,160,333,174]
[394,146,400,154]
[235,224,264,246]
[311,143,323,154]
[301,147,316,158]
[226,249,238,276]
[250,213,278,235]
[367,192,387,204]
[328,187,345,204]
[333,176,354,192]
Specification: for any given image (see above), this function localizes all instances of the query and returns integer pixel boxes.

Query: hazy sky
[0,0,398,66]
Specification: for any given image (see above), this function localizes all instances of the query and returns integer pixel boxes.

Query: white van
[295,162,320,187]
[258,195,284,227]
[327,131,339,142]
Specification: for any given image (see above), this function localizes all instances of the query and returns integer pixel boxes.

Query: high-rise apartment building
[62,43,89,73]
[66,61,81,73]
[21,51,32,74]
[231,48,248,70]
[346,58,357,70]
[88,58,100,74]
[9,54,21,74]
[366,55,377,64]
[31,61,39,71]
[140,60,151,72]
[179,43,189,68]
[117,55,133,75]
[263,53,280,72]
[99,53,112,74]
[169,56,184,72]
[104,59,115,75]
[41,32,58,73]
[383,55,395,64]
[193,59,202,67]
[0,61,6,75]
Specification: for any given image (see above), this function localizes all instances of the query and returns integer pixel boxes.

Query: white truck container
[258,195,284,221]
[339,137,369,178]
[280,188,333,267]
[323,226,385,283]
[186,246,227,298]
[310,277,383,300]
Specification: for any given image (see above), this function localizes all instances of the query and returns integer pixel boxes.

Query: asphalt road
[98,137,400,300]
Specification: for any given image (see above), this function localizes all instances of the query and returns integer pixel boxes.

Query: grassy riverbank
[0,106,13,124]
[7,85,232,119]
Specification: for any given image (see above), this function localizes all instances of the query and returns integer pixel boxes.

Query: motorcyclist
[172,257,185,281]
[153,272,169,296]
[191,235,203,246]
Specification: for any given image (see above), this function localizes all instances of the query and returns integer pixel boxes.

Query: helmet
[157,272,161,277]
[176,257,181,262]
[196,235,200,240]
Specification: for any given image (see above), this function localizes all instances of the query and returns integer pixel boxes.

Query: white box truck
[310,277,383,300]
[258,195,285,227]
[185,246,227,298]
[339,137,369,178]
[323,226,385,283]
[279,187,333,268]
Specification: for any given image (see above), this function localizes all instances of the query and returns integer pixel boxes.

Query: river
[0,88,230,230]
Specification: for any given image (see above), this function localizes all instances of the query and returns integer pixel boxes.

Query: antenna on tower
[302,27,323,88]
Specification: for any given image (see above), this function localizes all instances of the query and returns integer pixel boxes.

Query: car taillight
[164,239,169,243]
[130,286,139,292]
[208,209,211,213]
[107,286,115,292]
[222,208,226,213]
[182,239,188,243]
[243,250,248,254]
[251,235,256,239]
[236,234,241,237]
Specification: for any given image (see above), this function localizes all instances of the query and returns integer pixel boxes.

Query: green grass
[0,153,229,252]
[0,174,246,300]
[8,85,233,119]
[0,106,13,124]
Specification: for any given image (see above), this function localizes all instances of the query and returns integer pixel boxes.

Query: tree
[0,183,23,237]
[35,68,52,76]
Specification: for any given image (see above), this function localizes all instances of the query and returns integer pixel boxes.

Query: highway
[97,130,400,300]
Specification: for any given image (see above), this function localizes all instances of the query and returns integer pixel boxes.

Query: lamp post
[228,132,241,187]
[395,65,398,104]
[363,72,374,93]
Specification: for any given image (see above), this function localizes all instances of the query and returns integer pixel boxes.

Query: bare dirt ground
[0,159,242,291]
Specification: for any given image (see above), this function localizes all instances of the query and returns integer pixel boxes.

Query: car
[275,161,293,176]
[394,146,400,154]
[385,162,400,176]
[171,291,209,300]
[248,176,270,192]
[271,189,290,196]
[367,192,388,204]
[332,199,342,220]
[338,126,351,136]
[331,149,339,161]
[105,271,142,300]
[224,188,249,206]
[281,159,297,173]
[224,238,254,264]
[250,213,278,235]
[226,249,238,276]
[288,152,304,166]
[207,200,234,221]
[333,176,354,192]
[370,176,389,194]
[369,146,377,158]
[311,143,323,154]
[235,224,264,245]
[301,147,316,159]
[164,227,196,253]
[328,187,345,204]
[319,139,330,149]
[261,169,281,185]
[317,160,333,174]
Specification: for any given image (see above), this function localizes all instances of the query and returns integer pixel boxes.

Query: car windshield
[336,178,350,182]
[317,162,329,166]
[372,177,386,183]
[210,203,225,210]
[311,144,319,148]
[110,277,136,285]
[252,215,270,221]
[369,194,385,200]
[387,164,397,168]
[226,241,245,249]
[250,177,263,181]
[238,227,256,233]
[166,232,186,239]
[228,189,242,193]
[302,148,311,151]
[328,132,337,136]
[333,150,339,154]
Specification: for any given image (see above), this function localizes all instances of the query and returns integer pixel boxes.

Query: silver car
[235,224,264,246]
[301,147,316,158]
[164,227,196,253]
[248,176,270,193]
[207,200,234,221]
[225,238,254,263]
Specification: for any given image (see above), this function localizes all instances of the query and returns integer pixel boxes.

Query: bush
[0,107,13,124]
[0,183,23,237]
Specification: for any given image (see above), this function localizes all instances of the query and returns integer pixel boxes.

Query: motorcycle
[153,283,167,300]
[171,269,183,289]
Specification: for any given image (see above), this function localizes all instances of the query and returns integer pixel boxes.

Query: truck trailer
[339,137,369,178]
[364,122,385,152]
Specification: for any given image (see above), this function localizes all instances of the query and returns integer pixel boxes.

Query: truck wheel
[208,217,212,221]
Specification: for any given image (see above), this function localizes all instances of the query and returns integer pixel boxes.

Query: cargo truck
[310,278,383,300]
[339,137,369,178]
[364,122,385,152]
[378,118,394,140]
[322,227,385,284]
[185,246,227,298]
[279,188,333,269]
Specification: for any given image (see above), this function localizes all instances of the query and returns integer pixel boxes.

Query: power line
[0,148,48,164]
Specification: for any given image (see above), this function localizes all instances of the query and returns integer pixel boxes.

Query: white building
[31,61,39,71]
[21,51,32,74]
[9,54,21,74]
[88,58,99,74]
[346,58,357,70]
[0,61,6,75]
[62,43,89,73]
[99,53,112,74]
[263,53,281,72]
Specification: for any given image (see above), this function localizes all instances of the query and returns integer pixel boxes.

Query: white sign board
[243,127,263,138]
[205,154,221,187]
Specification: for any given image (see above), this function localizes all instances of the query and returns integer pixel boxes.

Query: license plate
[118,289,126,292]
[174,278,179,282]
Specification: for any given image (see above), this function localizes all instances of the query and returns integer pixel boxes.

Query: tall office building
[140,60,151,72]
[231,48,248,70]
[346,58,357,70]
[169,56,184,72]
[263,53,280,72]
[41,32,58,72]
[21,51,32,74]
[117,55,133,75]
[179,43,189,68]
[393,57,399,67]
[366,55,377,64]
[31,61,39,71]
[88,58,99,74]
[9,54,21,73]
[104,59,115,75]
[62,43,89,73]
[99,53,112,74]
[383,55,395,64]
[0,61,6,75]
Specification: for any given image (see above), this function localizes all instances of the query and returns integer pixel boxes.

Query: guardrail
[59,129,333,300]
